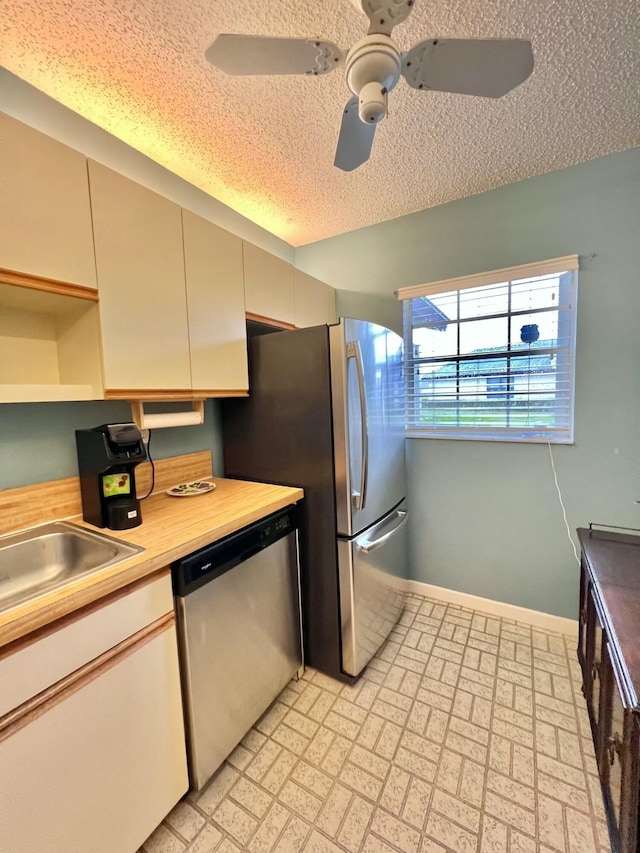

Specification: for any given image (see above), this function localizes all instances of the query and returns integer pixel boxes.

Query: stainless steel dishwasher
[172,505,303,791]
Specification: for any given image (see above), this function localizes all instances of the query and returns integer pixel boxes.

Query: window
[398,256,578,443]
[486,376,513,399]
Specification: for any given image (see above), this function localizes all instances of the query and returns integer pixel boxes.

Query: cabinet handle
[591,661,600,681]
[580,607,587,624]
[607,732,623,766]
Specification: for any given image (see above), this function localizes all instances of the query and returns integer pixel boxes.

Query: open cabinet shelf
[0,278,104,403]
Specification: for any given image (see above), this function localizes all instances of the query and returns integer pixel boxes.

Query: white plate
[166,480,216,497]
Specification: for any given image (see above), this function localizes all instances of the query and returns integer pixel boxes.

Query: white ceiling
[1,0,638,246]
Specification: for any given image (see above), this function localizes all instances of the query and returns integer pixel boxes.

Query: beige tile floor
[140,592,612,853]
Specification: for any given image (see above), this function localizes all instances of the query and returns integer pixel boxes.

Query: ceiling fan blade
[360,0,417,37]
[402,38,534,97]
[334,97,376,172]
[205,34,345,76]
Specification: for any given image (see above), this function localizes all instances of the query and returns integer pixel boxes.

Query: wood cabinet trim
[192,389,249,397]
[0,613,174,742]
[0,268,99,301]
[103,388,249,400]
[105,389,206,400]
[245,311,296,330]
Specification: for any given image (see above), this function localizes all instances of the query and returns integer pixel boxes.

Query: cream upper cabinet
[327,285,337,324]
[243,242,295,326]
[183,210,248,393]
[293,269,337,328]
[0,113,97,289]
[89,161,192,392]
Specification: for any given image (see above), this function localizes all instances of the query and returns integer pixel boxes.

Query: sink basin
[0,521,145,610]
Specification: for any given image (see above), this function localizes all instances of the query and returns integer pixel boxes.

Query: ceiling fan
[205,0,534,172]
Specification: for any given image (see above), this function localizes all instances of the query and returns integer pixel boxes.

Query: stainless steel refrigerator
[222,318,408,681]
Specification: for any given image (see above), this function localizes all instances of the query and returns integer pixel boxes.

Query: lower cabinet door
[586,590,606,764]
[601,639,638,853]
[0,621,188,853]
[633,717,639,853]
[603,639,625,846]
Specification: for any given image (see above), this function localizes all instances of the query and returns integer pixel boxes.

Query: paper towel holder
[130,399,205,431]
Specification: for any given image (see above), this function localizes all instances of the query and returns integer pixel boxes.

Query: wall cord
[139,430,155,500]
[547,442,580,565]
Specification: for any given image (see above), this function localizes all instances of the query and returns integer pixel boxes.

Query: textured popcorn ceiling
[1,0,638,245]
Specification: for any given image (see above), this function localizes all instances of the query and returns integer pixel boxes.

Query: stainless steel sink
[0,521,145,610]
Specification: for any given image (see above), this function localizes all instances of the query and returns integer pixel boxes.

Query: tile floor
[140,592,611,853]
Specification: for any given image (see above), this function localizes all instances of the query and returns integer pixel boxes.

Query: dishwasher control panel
[171,505,298,596]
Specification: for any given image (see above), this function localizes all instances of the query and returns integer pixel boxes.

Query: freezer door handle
[346,340,369,511]
[356,509,408,553]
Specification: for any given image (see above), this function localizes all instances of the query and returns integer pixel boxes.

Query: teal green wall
[298,149,640,619]
[0,400,223,488]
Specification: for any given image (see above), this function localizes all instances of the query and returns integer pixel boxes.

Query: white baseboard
[406,580,578,637]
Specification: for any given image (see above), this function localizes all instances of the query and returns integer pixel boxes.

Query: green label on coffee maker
[102,473,132,497]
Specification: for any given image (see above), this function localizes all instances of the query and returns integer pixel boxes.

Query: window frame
[398,256,579,444]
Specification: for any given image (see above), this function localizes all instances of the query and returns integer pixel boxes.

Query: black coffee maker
[75,423,147,530]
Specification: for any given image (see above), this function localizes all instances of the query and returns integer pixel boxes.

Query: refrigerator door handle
[346,340,369,511]
[355,509,408,553]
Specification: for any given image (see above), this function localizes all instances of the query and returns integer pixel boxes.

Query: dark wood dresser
[577,527,640,853]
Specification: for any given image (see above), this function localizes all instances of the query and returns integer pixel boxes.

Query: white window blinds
[398,256,579,443]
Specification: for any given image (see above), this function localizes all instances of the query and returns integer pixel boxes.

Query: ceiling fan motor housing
[345,35,401,124]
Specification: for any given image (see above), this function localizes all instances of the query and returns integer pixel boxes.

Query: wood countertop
[0,477,303,650]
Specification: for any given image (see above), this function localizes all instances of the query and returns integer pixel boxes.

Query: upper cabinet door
[294,269,336,328]
[182,210,248,393]
[243,242,295,326]
[327,285,337,325]
[89,161,191,392]
[0,114,97,289]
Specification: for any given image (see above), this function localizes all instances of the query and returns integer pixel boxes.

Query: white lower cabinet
[0,576,188,853]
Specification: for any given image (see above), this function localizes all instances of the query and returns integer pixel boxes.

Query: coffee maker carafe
[75,423,147,530]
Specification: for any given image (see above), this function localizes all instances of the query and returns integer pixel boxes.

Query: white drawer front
[0,573,172,717]
[1,623,188,853]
